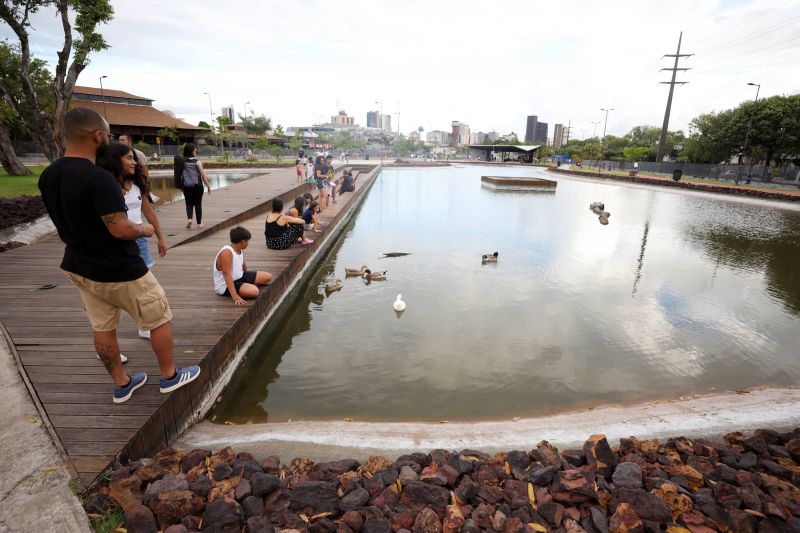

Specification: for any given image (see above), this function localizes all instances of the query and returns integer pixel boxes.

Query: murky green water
[211,166,800,423]
[149,172,253,205]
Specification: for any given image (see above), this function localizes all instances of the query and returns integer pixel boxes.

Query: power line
[692,0,792,45]
[693,34,800,74]
[695,14,800,57]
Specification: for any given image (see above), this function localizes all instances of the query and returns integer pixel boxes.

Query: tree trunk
[0,124,32,175]
[762,147,774,182]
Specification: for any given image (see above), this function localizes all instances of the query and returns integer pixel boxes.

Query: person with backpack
[180,143,211,229]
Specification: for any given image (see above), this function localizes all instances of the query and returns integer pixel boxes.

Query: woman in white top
[97,141,167,339]
[213,226,273,306]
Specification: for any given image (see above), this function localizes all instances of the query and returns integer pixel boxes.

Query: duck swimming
[393,294,406,312]
[345,265,368,276]
[363,269,387,281]
[482,251,499,263]
[325,279,343,293]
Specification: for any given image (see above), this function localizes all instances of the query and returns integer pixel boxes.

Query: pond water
[211,165,800,424]
[148,172,253,205]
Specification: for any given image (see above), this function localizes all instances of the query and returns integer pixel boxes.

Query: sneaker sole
[113,374,147,404]
[160,367,201,393]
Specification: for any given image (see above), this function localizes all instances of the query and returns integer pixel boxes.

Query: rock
[552,469,597,503]
[477,485,504,504]
[742,437,769,456]
[443,503,465,533]
[213,463,233,481]
[420,467,448,487]
[146,489,205,529]
[245,516,275,533]
[189,474,212,499]
[234,478,252,501]
[342,510,363,530]
[110,473,143,511]
[391,510,417,531]
[181,515,201,530]
[180,449,211,473]
[786,439,800,462]
[400,466,420,485]
[455,475,481,504]
[539,502,565,527]
[492,509,507,531]
[474,465,500,486]
[401,481,451,515]
[251,473,281,498]
[414,506,443,533]
[164,525,188,533]
[502,480,529,509]
[584,434,618,479]
[125,503,158,533]
[378,468,399,486]
[613,463,644,490]
[365,474,386,496]
[564,518,589,533]
[231,459,264,480]
[289,481,340,515]
[737,482,766,511]
[531,466,557,486]
[316,459,360,475]
[309,518,339,533]
[590,506,609,533]
[652,482,692,522]
[440,465,460,487]
[202,496,243,531]
[341,488,371,512]
[447,453,476,477]
[263,488,290,514]
[143,473,189,506]
[666,465,704,492]
[727,509,757,533]
[562,450,586,467]
[397,453,431,468]
[630,492,672,523]
[609,503,644,533]
[533,441,564,469]
[136,462,169,484]
[242,495,264,518]
[363,518,393,533]
[713,481,742,509]
[740,452,758,469]
[472,502,495,529]
[462,518,480,533]
[760,459,791,480]
[260,455,281,474]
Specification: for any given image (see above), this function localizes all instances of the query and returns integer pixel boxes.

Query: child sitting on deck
[303,201,321,233]
[213,226,273,306]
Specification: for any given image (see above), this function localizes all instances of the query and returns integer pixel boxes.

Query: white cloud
[2,0,799,136]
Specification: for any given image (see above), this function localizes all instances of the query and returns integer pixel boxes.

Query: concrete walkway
[0,327,90,532]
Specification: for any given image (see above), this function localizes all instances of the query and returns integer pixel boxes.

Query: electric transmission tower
[656,31,692,162]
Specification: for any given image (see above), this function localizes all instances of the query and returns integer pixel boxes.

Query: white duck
[393,294,406,312]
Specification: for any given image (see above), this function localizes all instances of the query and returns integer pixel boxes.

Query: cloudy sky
[3,0,799,139]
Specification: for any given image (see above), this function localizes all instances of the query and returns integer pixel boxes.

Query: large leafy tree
[0,41,52,174]
[0,0,114,161]
[238,113,272,135]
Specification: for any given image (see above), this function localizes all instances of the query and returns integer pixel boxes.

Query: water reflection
[149,173,253,205]
[211,166,800,424]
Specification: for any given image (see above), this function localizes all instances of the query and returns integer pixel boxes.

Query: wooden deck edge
[0,320,79,480]
[99,164,382,484]
[548,167,800,203]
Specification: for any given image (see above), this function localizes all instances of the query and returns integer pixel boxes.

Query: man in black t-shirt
[39,108,200,404]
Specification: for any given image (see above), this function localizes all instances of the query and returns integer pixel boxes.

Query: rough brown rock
[609,503,644,533]
[584,434,618,479]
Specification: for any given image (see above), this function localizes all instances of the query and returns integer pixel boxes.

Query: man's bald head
[65,108,109,141]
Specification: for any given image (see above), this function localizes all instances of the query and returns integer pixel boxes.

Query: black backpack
[173,155,185,188]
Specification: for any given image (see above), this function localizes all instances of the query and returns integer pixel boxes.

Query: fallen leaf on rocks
[311,512,333,521]
[527,523,547,532]
[744,509,766,518]
[528,483,537,510]
[26,418,38,424]
[396,479,403,494]
[505,462,511,476]
[299,514,310,523]
[343,417,353,422]
[666,528,691,533]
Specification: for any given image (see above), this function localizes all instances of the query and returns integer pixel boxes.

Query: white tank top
[124,182,143,224]
[213,245,244,295]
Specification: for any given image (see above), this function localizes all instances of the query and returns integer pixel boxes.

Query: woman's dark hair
[271,197,284,213]
[303,192,313,203]
[315,155,323,165]
[183,143,197,158]
[96,141,149,194]
[309,200,319,212]
[295,159,300,165]
[293,196,305,214]
[230,226,251,244]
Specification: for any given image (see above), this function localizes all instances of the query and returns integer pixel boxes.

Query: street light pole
[204,92,215,153]
[600,108,614,167]
[737,82,761,184]
[99,76,109,122]
[591,121,600,138]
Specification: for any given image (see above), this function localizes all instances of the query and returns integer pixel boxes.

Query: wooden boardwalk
[0,164,380,486]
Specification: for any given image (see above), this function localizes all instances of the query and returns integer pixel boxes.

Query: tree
[0,41,51,174]
[288,131,303,154]
[269,144,282,162]
[273,124,284,136]
[623,146,650,161]
[198,120,211,130]
[157,124,178,144]
[333,129,355,151]
[745,95,800,180]
[238,113,271,135]
[0,0,114,161]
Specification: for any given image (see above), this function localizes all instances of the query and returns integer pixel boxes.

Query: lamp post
[99,75,109,122]
[590,121,600,139]
[243,101,250,147]
[737,82,761,184]
[204,92,215,153]
[600,108,614,168]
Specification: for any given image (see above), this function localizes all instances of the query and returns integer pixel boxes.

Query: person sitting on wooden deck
[213,226,273,306]
[341,169,356,193]
[37,108,200,404]
[265,197,313,249]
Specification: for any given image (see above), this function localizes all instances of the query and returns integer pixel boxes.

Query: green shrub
[134,141,152,157]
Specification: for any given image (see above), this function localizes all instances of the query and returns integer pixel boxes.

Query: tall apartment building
[380,114,392,133]
[331,110,355,125]
[553,123,565,148]
[221,106,235,122]
[366,110,379,128]
[524,115,548,144]
[426,130,451,145]
[451,121,471,147]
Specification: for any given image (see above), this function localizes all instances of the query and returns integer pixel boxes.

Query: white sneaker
[138,330,151,340]
[97,353,128,364]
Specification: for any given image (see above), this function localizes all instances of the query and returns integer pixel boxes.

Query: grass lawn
[0,165,47,197]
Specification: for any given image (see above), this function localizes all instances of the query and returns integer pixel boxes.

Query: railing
[581,160,800,185]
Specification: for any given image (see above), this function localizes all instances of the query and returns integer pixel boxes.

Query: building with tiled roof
[70,86,206,145]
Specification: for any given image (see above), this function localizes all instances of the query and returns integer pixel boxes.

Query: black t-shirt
[38,157,147,282]
[315,164,329,184]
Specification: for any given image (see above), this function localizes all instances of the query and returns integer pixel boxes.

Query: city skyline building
[524,115,548,144]
[426,130,451,145]
[366,110,379,128]
[221,105,235,122]
[331,110,355,125]
[451,121,471,147]
[553,123,565,148]
[380,114,392,133]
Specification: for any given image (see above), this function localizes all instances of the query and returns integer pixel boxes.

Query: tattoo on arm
[101,212,120,227]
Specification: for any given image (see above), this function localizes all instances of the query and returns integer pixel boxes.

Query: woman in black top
[265,197,313,249]
[181,143,211,229]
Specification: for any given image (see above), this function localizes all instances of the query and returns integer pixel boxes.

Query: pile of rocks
[96,429,800,533]
[0,195,47,230]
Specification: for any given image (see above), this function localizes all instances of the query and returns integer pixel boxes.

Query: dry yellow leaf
[527,523,547,532]
[666,527,691,533]
[26,418,38,424]
[504,462,511,476]
[311,512,333,521]
[299,514,310,523]
[343,417,353,422]
[528,483,537,510]
[396,479,403,494]
[744,509,766,518]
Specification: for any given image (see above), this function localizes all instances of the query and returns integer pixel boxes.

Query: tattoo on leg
[95,342,119,374]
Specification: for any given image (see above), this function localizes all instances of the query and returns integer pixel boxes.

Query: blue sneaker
[160,365,201,393]
[113,372,147,404]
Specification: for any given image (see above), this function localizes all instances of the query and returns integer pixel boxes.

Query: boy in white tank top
[213,226,273,305]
